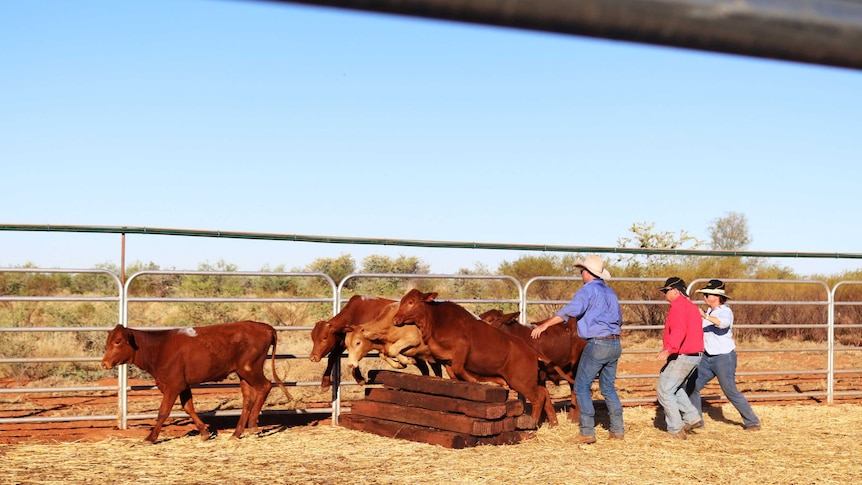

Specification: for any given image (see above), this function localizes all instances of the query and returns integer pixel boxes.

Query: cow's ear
[126,330,138,350]
[504,312,520,324]
[343,325,354,333]
[424,292,438,302]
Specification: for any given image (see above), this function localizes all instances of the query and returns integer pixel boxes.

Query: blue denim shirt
[554,279,623,339]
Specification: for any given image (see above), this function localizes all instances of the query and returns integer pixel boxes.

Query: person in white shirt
[688,279,762,431]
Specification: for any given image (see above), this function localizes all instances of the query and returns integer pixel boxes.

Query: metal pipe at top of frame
[257,0,862,71]
[3,223,862,262]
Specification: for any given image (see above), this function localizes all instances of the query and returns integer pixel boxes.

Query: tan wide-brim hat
[575,254,611,280]
[695,279,732,299]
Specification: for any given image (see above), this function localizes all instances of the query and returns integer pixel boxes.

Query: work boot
[668,429,687,440]
[684,420,704,432]
[570,434,596,444]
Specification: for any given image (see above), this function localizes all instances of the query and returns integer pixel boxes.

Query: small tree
[305,254,356,288]
[709,211,751,250]
[616,222,703,326]
[616,222,703,277]
[352,254,431,298]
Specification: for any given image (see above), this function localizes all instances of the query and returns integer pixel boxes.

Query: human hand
[656,349,669,361]
[530,324,546,339]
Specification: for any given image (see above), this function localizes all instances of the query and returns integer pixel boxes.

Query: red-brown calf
[392,289,558,427]
[480,309,587,423]
[101,321,291,443]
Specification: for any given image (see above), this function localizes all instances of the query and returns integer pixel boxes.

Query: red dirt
[2,354,858,444]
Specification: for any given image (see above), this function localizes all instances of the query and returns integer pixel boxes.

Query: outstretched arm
[531,315,565,339]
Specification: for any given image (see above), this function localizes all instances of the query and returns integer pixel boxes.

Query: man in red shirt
[656,276,705,439]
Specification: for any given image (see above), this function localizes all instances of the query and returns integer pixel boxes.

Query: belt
[589,335,620,340]
[682,352,702,357]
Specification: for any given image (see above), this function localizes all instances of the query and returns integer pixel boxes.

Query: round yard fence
[1,268,861,436]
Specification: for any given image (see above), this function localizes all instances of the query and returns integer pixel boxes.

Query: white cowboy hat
[695,279,732,299]
[575,255,611,280]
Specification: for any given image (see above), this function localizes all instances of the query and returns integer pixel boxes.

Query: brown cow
[309,295,396,388]
[392,289,558,427]
[101,321,292,443]
[480,309,587,423]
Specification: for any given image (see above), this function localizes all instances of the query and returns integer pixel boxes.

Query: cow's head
[101,325,137,370]
[343,328,373,369]
[309,320,338,362]
[479,309,521,329]
[393,289,436,327]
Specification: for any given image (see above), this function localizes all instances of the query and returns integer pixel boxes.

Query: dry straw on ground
[2,403,860,485]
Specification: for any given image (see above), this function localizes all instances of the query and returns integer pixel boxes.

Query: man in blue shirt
[531,255,624,444]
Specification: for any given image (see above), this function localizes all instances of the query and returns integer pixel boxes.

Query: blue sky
[2,0,861,277]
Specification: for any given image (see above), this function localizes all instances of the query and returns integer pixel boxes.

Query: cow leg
[413,359,431,376]
[179,388,211,441]
[147,390,180,443]
[443,364,457,380]
[379,353,408,369]
[521,385,558,429]
[387,339,419,366]
[322,341,366,387]
[455,364,509,387]
[351,366,367,385]
[569,388,580,424]
[320,353,336,391]
[320,339,347,391]
[448,348,478,382]
[430,361,444,378]
[234,380,256,439]
[245,377,273,435]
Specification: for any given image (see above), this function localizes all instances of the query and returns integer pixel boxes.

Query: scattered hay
[2,404,860,484]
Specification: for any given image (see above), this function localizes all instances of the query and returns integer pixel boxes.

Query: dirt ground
[1,350,859,445]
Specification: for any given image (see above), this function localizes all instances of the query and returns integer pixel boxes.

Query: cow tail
[270,328,294,402]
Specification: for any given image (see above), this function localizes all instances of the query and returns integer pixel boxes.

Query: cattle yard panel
[524,276,839,405]
[118,270,337,429]
[830,281,862,400]
[1,268,859,431]
[330,273,523,423]
[0,268,123,425]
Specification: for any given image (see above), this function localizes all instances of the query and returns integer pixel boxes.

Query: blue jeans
[657,354,701,434]
[689,350,760,428]
[574,338,624,436]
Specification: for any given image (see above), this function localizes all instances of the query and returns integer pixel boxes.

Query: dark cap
[659,276,688,297]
